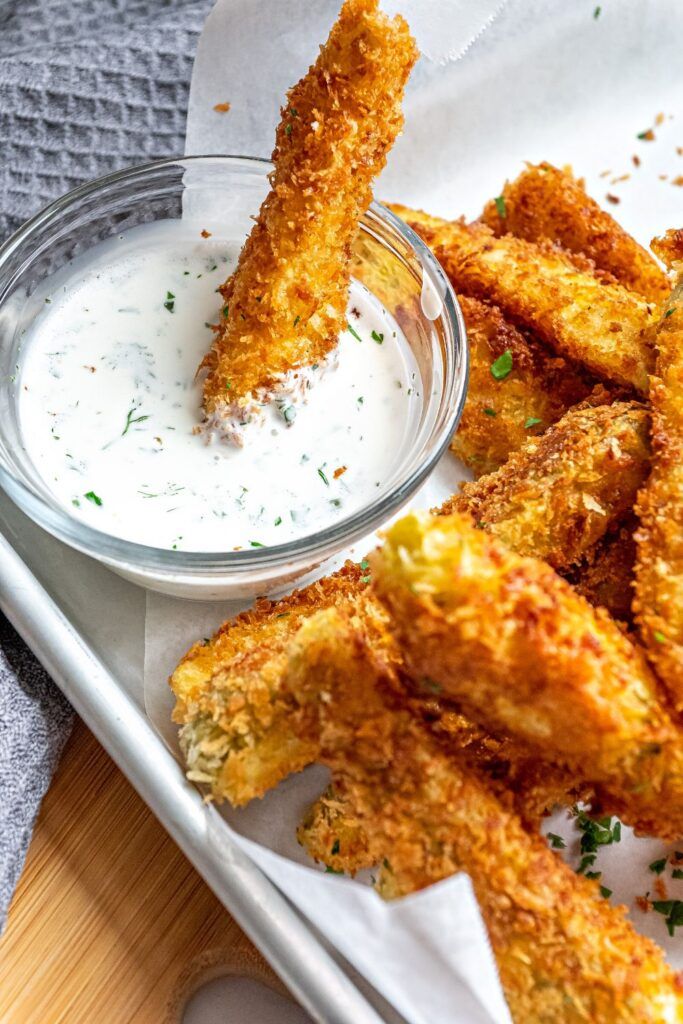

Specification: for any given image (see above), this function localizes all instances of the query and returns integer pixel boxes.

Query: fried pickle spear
[635,230,683,711]
[172,405,648,808]
[481,162,670,303]
[199,0,417,438]
[171,563,381,805]
[452,294,594,475]
[390,203,657,393]
[441,401,650,572]
[372,512,683,838]
[287,609,683,1024]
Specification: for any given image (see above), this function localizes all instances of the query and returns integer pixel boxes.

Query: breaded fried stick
[441,401,650,572]
[635,230,683,711]
[172,408,649,809]
[390,203,657,393]
[452,294,594,475]
[481,162,670,303]
[288,610,683,1024]
[372,512,683,838]
[171,563,383,805]
[199,0,417,439]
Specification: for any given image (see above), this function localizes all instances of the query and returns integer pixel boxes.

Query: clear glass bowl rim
[0,154,468,573]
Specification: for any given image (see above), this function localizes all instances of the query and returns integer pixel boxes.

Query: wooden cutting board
[0,718,293,1023]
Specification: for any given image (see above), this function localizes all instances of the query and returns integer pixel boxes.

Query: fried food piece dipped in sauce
[451,294,595,476]
[481,162,670,303]
[199,0,417,440]
[372,512,683,838]
[442,401,650,572]
[287,609,683,1024]
[635,230,683,711]
[389,203,656,393]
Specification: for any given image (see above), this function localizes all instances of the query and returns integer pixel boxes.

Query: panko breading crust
[452,293,595,476]
[481,162,670,303]
[287,610,683,1024]
[442,401,650,572]
[389,203,657,393]
[635,230,683,711]
[200,0,417,436]
[171,562,381,804]
[569,518,638,625]
[372,512,683,838]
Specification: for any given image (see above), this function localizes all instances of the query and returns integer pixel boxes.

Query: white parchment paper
[145,1,683,1020]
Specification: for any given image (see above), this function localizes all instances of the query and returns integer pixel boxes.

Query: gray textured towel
[0,0,212,931]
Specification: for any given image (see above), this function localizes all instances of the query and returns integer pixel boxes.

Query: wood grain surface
[0,718,291,1024]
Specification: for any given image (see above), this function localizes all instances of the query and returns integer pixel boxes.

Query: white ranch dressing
[18,220,421,552]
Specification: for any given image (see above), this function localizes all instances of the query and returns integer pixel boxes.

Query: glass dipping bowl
[0,156,467,599]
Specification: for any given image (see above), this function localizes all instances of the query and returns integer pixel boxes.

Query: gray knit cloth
[0,0,212,931]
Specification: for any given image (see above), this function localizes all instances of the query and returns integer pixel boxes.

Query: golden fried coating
[441,401,650,572]
[481,163,670,303]
[451,294,595,475]
[298,785,375,875]
[569,518,637,624]
[372,512,683,838]
[287,610,683,1024]
[199,0,417,435]
[171,562,382,805]
[390,203,657,393]
[635,231,683,711]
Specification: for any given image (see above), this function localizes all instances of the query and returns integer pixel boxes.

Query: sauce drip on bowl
[18,221,421,552]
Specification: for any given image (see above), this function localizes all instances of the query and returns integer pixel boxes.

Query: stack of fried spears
[171,163,683,1021]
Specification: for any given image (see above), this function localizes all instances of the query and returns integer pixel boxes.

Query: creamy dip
[18,220,421,552]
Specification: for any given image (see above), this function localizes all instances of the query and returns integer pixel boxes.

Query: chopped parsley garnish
[324,866,343,875]
[650,857,667,875]
[331,839,340,855]
[593,4,601,17]
[289,107,298,117]
[122,406,150,436]
[285,123,292,137]
[524,416,542,429]
[652,899,683,936]
[249,540,265,548]
[360,558,370,570]
[600,885,612,899]
[584,870,602,881]
[318,467,330,486]
[574,810,621,853]
[293,315,300,327]
[221,304,230,320]
[654,630,667,644]
[361,575,371,584]
[84,490,102,506]
[274,516,282,526]
[665,308,676,318]
[282,405,296,424]
[577,853,597,875]
[673,869,683,880]
[72,498,80,508]
[347,323,363,343]
[225,381,232,391]
[483,407,496,417]
[494,195,507,218]
[547,832,566,850]
[371,330,384,344]
[357,396,364,404]
[637,129,654,141]
[163,291,175,313]
[490,349,513,380]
